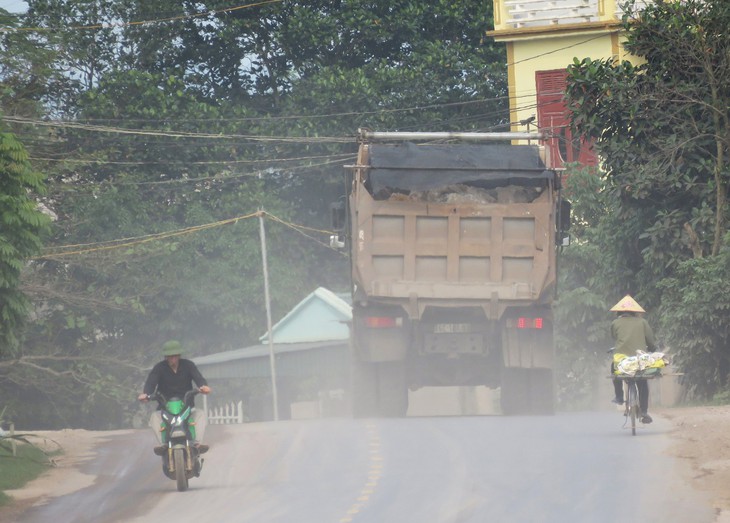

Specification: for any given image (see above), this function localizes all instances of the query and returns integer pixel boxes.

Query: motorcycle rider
[609,295,657,424]
[138,340,211,454]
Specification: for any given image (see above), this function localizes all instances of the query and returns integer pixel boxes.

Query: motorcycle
[146,388,205,491]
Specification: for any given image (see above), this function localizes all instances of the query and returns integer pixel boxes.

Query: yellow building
[488,0,648,166]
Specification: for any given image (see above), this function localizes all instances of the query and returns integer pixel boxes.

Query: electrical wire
[1,115,353,143]
[30,152,355,166]
[39,211,262,258]
[0,0,283,33]
[36,210,339,259]
[509,34,607,66]
[4,93,559,146]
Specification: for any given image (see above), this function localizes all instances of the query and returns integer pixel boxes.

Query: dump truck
[332,130,570,417]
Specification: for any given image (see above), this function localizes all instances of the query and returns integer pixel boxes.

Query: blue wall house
[194,287,352,421]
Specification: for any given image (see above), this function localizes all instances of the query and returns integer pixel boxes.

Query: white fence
[204,398,244,424]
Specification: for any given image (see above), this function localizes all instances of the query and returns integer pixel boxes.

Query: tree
[1,0,510,427]
[566,0,729,260]
[564,0,730,398]
[38,69,315,354]
[0,131,50,356]
[658,240,730,399]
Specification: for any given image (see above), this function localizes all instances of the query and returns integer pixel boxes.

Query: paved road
[17,411,714,523]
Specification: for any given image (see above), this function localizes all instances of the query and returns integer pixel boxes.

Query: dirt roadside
[1,408,729,521]
[0,428,132,522]
[657,405,730,521]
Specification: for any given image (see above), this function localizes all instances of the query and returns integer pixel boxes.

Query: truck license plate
[433,323,472,333]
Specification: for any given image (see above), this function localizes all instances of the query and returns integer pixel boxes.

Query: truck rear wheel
[500,368,529,415]
[351,360,408,418]
[500,368,554,415]
[377,362,408,418]
[351,359,379,418]
[527,368,555,415]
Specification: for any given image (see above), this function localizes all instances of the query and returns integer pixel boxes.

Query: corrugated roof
[193,340,348,379]
[259,286,351,344]
[192,287,352,376]
[193,339,345,366]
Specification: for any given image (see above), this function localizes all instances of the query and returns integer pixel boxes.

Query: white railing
[505,0,599,28]
[206,400,244,424]
[496,0,651,30]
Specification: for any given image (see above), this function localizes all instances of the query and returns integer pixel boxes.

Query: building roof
[193,339,345,366]
[193,287,352,377]
[259,286,351,344]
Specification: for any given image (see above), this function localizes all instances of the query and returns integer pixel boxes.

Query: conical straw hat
[609,295,645,313]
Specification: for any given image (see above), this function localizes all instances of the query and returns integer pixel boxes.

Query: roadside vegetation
[0,444,50,506]
[0,427,56,507]
[0,0,727,424]
[0,1,507,429]
[558,0,730,406]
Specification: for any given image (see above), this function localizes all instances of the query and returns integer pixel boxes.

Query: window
[535,69,597,168]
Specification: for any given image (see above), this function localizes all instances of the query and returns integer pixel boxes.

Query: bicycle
[613,373,661,435]
[608,347,665,436]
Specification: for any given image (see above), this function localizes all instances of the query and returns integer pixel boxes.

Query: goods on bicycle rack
[611,350,670,436]
[613,350,669,377]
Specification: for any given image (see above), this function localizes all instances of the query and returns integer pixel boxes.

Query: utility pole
[259,209,279,421]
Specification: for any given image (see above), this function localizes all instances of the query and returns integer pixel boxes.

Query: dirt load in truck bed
[381,184,546,204]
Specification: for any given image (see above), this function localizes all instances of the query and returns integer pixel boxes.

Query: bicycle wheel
[627,381,638,436]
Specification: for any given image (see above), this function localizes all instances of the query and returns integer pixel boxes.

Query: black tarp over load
[366,143,553,197]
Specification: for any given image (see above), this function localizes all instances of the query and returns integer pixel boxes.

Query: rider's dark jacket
[143,359,208,408]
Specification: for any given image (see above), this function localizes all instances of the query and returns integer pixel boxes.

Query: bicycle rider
[609,295,658,424]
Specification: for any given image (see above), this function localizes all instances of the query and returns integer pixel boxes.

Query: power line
[1,115,353,143]
[36,210,337,259]
[4,93,559,144]
[3,99,516,138]
[508,34,607,66]
[66,97,514,125]
[39,211,261,258]
[0,0,283,33]
[12,98,564,176]
[107,157,354,186]
[31,152,355,166]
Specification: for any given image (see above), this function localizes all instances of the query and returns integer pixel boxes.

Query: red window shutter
[535,69,597,168]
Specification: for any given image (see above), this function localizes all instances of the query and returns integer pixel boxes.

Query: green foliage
[562,0,730,398]
[0,408,54,502]
[0,132,50,356]
[0,0,509,428]
[709,389,730,406]
[0,439,52,501]
[566,0,730,258]
[658,239,730,399]
[554,165,615,408]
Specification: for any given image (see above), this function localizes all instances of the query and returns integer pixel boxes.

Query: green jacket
[611,314,657,354]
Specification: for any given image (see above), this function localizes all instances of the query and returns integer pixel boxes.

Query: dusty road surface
[2,407,728,523]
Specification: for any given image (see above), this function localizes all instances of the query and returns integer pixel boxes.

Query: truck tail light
[365,316,402,328]
[516,317,544,329]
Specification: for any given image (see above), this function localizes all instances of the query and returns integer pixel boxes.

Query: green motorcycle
[147,388,204,491]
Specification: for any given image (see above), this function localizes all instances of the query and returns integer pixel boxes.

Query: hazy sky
[0,0,27,14]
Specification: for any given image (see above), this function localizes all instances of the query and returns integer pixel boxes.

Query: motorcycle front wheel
[173,448,188,491]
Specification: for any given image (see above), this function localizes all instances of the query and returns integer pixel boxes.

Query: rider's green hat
[161,340,183,356]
